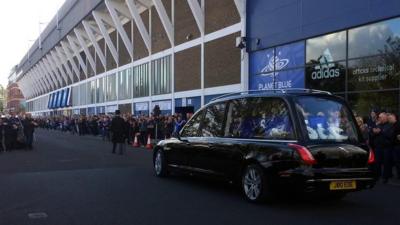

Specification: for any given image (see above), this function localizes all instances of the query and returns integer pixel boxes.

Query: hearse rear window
[295,96,359,142]
[224,98,294,140]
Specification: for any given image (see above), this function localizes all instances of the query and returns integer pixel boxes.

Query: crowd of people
[0,113,37,151]
[356,111,400,184]
[35,110,190,153]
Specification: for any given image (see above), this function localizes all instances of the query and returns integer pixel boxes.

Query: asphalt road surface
[0,129,399,225]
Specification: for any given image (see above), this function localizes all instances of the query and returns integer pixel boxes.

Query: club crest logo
[260,52,289,77]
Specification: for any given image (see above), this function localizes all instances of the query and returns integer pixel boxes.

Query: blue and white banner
[56,91,62,108]
[60,90,65,108]
[51,93,57,108]
[48,88,71,109]
[276,42,304,69]
[135,102,149,111]
[64,88,70,107]
[274,69,305,89]
[249,41,305,90]
[175,96,201,111]
[106,105,118,113]
[48,93,53,109]
[151,100,172,111]
[250,48,275,76]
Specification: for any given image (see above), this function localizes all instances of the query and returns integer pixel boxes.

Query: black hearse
[153,89,375,202]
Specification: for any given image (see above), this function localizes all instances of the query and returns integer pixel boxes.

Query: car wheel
[242,164,270,202]
[154,149,168,177]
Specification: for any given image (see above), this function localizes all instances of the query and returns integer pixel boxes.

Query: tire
[241,164,271,202]
[154,149,168,177]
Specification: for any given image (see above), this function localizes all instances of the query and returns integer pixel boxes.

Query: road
[0,129,399,225]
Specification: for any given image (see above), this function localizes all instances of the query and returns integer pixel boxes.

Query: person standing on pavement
[173,116,186,137]
[22,113,37,150]
[356,116,369,143]
[139,117,148,146]
[70,118,76,135]
[100,116,110,141]
[0,118,7,152]
[123,115,131,145]
[110,110,127,155]
[371,112,394,183]
[164,116,174,139]
[367,109,378,129]
[388,112,400,180]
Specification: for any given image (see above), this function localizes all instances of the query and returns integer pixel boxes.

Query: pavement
[0,129,399,225]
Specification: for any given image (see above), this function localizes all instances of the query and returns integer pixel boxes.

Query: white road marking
[28,212,48,219]
[58,159,79,162]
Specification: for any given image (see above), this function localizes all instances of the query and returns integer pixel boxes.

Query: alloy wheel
[243,167,262,201]
[154,151,163,175]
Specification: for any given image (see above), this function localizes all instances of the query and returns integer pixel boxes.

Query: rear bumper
[277,168,376,193]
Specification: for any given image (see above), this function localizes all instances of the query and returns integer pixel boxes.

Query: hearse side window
[201,102,227,137]
[180,110,203,137]
[224,98,294,140]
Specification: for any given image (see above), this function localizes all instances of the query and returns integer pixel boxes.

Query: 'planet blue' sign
[249,41,305,90]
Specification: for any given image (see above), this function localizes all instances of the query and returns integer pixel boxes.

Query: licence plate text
[329,180,356,190]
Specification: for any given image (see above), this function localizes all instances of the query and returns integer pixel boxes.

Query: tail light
[368,148,375,164]
[288,143,316,165]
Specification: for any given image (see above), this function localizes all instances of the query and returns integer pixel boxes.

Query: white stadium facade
[17,0,247,116]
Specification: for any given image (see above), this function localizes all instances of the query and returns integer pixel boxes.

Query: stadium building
[19,0,246,116]
[18,0,400,117]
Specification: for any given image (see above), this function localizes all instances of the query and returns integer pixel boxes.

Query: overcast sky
[0,0,65,86]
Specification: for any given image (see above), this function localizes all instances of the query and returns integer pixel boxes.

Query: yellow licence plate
[329,180,356,190]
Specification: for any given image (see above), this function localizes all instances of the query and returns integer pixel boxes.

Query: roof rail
[210,88,332,102]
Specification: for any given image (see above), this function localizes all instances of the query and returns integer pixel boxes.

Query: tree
[0,85,5,113]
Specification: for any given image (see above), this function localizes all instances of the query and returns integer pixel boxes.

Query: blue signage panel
[249,42,305,90]
[96,106,105,114]
[134,102,149,116]
[51,93,57,108]
[53,92,57,108]
[60,90,66,107]
[63,88,70,107]
[48,94,53,109]
[274,69,305,89]
[175,96,202,112]
[250,70,305,90]
[88,107,96,115]
[59,90,64,108]
[56,91,61,108]
[275,41,304,69]
[250,72,275,90]
[249,48,275,76]
[60,89,67,108]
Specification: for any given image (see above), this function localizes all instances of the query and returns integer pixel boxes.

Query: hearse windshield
[295,96,359,143]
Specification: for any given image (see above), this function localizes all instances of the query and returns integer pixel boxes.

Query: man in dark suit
[371,112,394,183]
[22,113,37,150]
[110,110,127,155]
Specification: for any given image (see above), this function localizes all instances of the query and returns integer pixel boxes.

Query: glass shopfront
[249,16,400,117]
